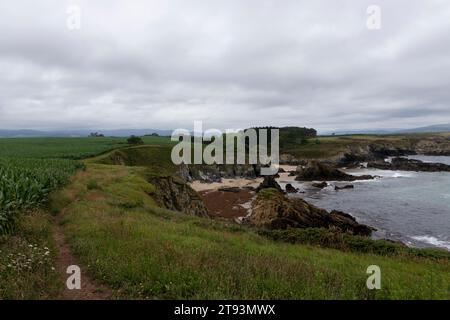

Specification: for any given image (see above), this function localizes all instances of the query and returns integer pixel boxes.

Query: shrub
[127,135,144,145]
[87,180,99,190]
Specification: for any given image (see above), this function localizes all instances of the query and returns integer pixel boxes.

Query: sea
[281,155,450,250]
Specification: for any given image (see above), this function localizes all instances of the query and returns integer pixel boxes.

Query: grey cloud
[0,0,450,131]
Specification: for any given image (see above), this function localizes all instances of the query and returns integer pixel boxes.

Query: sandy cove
[190,165,298,220]
[189,165,298,192]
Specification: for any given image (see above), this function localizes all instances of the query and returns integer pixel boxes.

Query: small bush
[127,135,144,145]
[87,180,99,190]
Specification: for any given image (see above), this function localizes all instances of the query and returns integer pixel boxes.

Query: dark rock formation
[413,136,450,156]
[247,189,374,236]
[368,157,450,172]
[256,176,283,193]
[325,136,450,167]
[285,183,299,193]
[312,181,328,189]
[280,154,308,166]
[295,161,375,181]
[183,164,260,183]
[335,184,354,190]
[148,176,209,217]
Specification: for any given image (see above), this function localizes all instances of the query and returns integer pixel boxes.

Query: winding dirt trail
[53,216,113,300]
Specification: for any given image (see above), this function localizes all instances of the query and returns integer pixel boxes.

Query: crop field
[0,136,173,234]
[0,137,126,159]
[0,158,84,234]
[0,136,173,159]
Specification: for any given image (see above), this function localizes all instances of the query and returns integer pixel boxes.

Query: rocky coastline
[280,135,450,167]
[177,136,450,243]
[368,157,450,172]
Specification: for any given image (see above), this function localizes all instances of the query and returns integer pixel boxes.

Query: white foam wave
[391,172,414,178]
[411,236,450,250]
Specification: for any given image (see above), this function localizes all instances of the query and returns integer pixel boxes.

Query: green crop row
[0,158,84,234]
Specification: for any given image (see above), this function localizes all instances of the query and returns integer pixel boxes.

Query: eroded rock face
[182,164,260,183]
[295,161,374,181]
[315,136,450,167]
[280,154,308,166]
[247,189,374,236]
[285,183,299,193]
[413,136,450,155]
[256,176,283,193]
[148,176,209,217]
[368,157,450,172]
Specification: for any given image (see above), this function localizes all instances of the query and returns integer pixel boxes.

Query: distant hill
[0,129,173,138]
[324,129,397,135]
[325,124,450,135]
[397,124,450,133]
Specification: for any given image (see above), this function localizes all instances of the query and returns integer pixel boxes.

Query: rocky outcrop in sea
[295,161,375,181]
[246,189,374,236]
[368,157,450,172]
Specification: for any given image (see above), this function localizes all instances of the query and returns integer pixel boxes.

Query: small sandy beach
[190,165,299,220]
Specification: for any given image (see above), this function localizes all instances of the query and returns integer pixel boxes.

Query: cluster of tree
[127,135,144,145]
[89,132,104,137]
[249,126,317,149]
[144,133,160,137]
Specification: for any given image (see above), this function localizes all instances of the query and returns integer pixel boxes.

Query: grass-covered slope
[48,146,450,299]
[282,132,450,159]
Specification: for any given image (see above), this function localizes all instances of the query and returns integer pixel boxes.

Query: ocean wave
[391,172,415,178]
[345,168,416,179]
[411,235,450,250]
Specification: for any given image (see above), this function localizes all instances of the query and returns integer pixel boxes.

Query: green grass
[93,144,177,176]
[1,134,450,299]
[51,159,450,300]
[0,158,84,234]
[0,136,173,234]
[280,133,450,159]
[0,136,173,159]
[0,211,61,299]
[260,228,450,261]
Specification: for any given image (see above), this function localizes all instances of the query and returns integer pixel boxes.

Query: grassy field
[0,158,84,234]
[0,136,173,299]
[278,132,450,159]
[1,134,450,300]
[0,136,173,234]
[0,136,173,159]
[0,210,61,299]
[48,151,450,299]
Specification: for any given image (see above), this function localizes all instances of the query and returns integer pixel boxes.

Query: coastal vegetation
[46,157,450,299]
[1,132,450,299]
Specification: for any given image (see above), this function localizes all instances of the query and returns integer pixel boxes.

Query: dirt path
[53,217,113,300]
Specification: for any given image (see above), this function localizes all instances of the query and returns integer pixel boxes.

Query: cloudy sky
[1,0,450,132]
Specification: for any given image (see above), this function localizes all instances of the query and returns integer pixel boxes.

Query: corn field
[0,158,84,234]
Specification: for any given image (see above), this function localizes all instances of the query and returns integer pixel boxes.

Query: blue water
[282,156,450,250]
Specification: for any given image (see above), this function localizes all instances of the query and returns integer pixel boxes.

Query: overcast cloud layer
[1,0,450,132]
